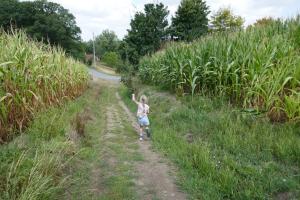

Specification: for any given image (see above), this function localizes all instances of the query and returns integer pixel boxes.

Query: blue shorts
[138,116,150,127]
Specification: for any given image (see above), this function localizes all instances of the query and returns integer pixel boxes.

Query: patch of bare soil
[275,192,294,200]
[90,105,123,196]
[116,92,186,200]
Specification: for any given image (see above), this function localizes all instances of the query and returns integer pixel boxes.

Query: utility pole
[92,32,96,67]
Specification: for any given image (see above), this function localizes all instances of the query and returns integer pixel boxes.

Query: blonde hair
[139,95,148,103]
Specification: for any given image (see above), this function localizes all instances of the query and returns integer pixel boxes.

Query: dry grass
[71,108,94,138]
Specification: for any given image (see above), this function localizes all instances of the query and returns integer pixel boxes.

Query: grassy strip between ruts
[119,83,300,200]
[65,81,143,200]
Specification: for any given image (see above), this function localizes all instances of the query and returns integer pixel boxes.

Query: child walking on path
[132,94,150,141]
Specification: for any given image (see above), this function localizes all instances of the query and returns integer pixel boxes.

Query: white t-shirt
[137,103,149,118]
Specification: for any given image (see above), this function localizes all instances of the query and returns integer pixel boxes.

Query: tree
[210,8,244,32]
[118,39,139,68]
[253,17,275,27]
[0,0,20,29]
[0,0,84,60]
[95,30,120,58]
[171,0,209,41]
[84,40,94,54]
[124,3,169,66]
[85,30,120,59]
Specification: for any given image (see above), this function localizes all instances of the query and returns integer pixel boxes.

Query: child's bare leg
[139,126,144,140]
[145,126,150,137]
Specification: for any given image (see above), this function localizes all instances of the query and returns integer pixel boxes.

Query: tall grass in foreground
[0,30,88,142]
[0,86,92,200]
[120,85,300,199]
[139,16,300,122]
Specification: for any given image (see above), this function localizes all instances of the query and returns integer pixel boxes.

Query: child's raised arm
[132,94,139,105]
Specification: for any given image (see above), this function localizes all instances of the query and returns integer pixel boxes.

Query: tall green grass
[0,30,88,141]
[139,17,300,122]
[0,84,96,200]
[120,85,300,199]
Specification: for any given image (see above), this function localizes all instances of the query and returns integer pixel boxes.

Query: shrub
[102,51,122,68]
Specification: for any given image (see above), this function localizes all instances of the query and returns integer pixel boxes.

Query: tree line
[0,0,84,60]
[0,0,246,66]
[89,0,246,71]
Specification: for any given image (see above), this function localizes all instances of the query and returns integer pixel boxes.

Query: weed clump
[71,108,93,138]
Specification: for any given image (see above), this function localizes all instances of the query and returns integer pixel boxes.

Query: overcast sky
[45,0,300,41]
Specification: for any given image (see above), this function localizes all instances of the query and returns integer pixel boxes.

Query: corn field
[0,31,88,142]
[139,17,300,122]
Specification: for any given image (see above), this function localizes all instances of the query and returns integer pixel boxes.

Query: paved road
[89,68,121,82]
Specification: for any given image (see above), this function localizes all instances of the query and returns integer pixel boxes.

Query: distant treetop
[210,7,244,32]
[0,0,84,59]
[171,0,210,41]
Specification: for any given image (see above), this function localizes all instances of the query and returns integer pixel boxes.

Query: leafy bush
[102,51,122,68]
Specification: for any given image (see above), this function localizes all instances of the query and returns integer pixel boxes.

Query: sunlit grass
[119,85,300,200]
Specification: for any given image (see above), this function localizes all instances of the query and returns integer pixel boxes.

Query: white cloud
[206,0,300,26]
[25,0,300,41]
[45,0,135,41]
